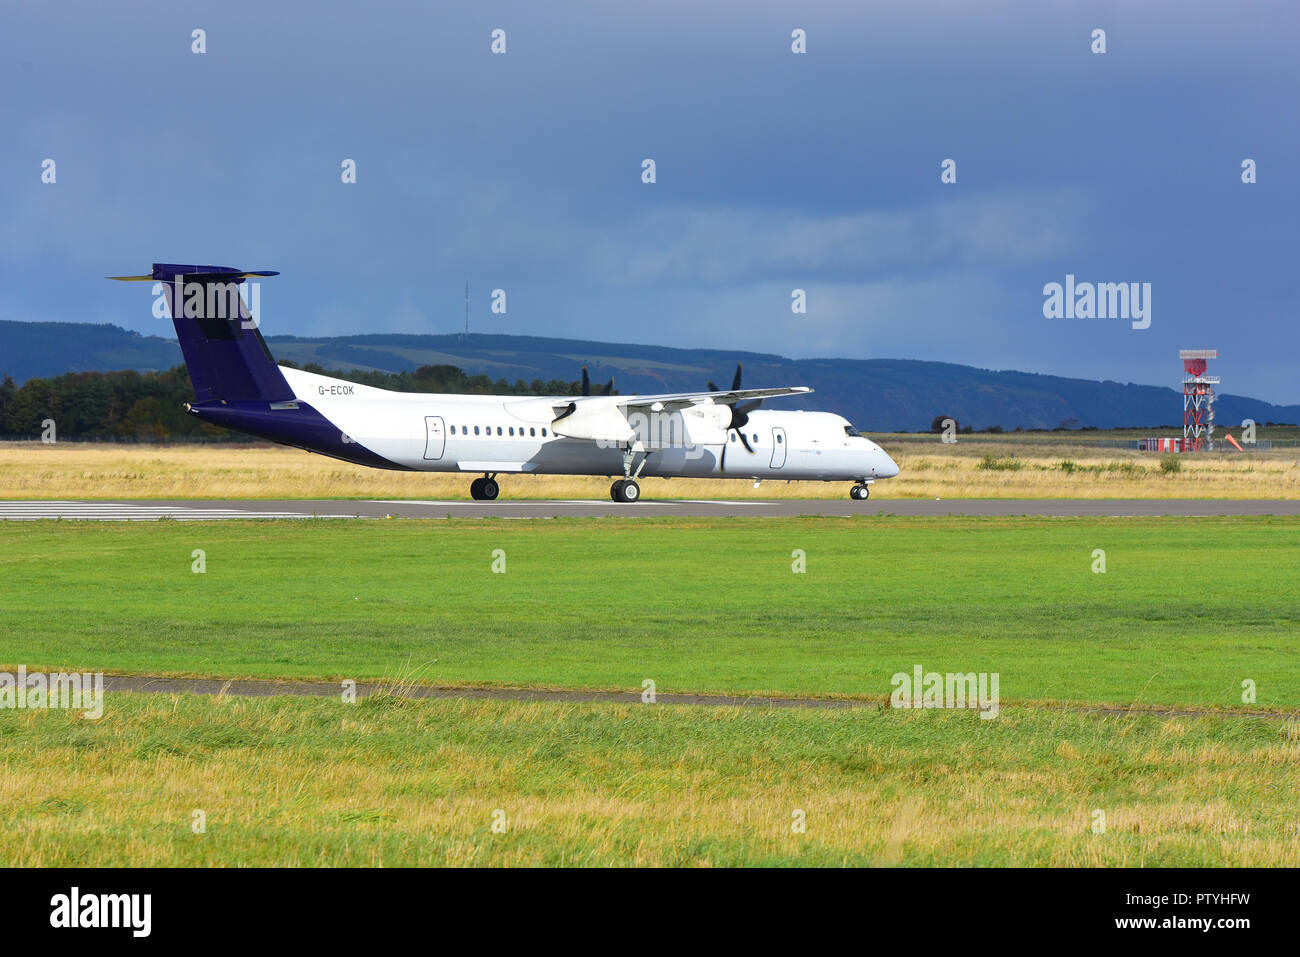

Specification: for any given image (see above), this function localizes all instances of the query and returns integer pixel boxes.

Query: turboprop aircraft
[109,264,899,502]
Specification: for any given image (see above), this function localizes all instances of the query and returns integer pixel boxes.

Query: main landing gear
[470,475,499,500]
[610,447,649,503]
[610,479,640,503]
[849,483,871,501]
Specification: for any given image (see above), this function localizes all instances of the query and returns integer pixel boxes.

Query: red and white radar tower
[1180,349,1218,451]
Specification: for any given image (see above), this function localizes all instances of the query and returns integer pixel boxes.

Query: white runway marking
[552,499,675,505]
[676,500,765,505]
[0,502,354,522]
[372,500,470,506]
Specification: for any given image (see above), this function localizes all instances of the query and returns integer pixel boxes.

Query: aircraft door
[770,427,787,469]
[423,416,446,460]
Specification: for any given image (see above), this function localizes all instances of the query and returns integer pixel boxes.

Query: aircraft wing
[548,386,812,443]
[616,386,811,413]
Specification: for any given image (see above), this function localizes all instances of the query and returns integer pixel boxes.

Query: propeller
[711,363,763,469]
[705,364,733,395]
[580,366,615,396]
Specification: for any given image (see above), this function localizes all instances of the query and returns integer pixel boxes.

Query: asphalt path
[3,498,1298,520]
[98,674,1295,720]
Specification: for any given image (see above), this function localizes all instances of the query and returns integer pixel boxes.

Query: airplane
[109,264,900,502]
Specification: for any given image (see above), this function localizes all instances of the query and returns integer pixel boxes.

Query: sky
[3,0,1297,402]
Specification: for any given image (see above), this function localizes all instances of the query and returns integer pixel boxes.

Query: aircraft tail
[109,263,292,403]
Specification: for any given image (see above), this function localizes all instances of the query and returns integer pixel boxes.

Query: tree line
[0,363,588,441]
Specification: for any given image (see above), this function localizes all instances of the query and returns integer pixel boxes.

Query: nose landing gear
[849,483,871,501]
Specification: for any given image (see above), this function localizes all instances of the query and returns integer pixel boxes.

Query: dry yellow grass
[5,695,1298,866]
[0,439,1296,499]
[892,439,1300,499]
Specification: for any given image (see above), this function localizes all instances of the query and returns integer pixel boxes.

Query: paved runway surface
[2,498,1299,520]
[100,674,1294,720]
[0,501,359,521]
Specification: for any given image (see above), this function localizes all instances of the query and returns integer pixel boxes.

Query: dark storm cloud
[2,0,1295,400]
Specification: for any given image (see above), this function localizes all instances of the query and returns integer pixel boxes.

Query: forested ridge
[0,363,586,441]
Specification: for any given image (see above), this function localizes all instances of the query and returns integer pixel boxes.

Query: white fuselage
[281,367,899,483]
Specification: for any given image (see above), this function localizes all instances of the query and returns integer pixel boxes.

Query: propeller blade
[603,377,615,395]
[729,402,760,431]
[706,380,719,393]
[707,363,744,394]
[581,367,591,396]
[711,362,757,471]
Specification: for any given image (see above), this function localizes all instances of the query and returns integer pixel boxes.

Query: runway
[0,501,360,521]
[2,498,1298,520]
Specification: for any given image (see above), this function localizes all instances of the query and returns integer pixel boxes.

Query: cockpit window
[844,425,862,437]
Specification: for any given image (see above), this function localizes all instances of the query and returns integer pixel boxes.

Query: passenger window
[729,433,736,443]
[450,426,456,435]
[530,427,536,437]
[777,434,783,443]
[509,427,515,436]
[497,427,503,436]
[542,429,547,437]
[751,434,758,444]
[473,426,480,435]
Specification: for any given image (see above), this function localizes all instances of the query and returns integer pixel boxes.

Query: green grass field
[5,693,1298,866]
[1,516,1297,709]
[4,515,1298,866]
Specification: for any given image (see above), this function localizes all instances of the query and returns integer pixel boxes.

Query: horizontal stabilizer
[108,266,279,282]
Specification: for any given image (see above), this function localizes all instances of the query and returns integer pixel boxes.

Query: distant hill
[0,321,181,381]
[2,320,1297,432]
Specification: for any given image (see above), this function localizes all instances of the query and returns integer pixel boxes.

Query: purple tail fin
[135,264,293,403]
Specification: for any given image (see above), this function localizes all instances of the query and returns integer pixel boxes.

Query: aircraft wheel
[610,480,625,501]
[850,484,870,501]
[469,478,485,500]
[480,478,500,501]
[616,480,640,503]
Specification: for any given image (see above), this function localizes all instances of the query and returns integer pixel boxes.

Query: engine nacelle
[622,404,730,449]
[553,399,733,449]
[674,402,731,448]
